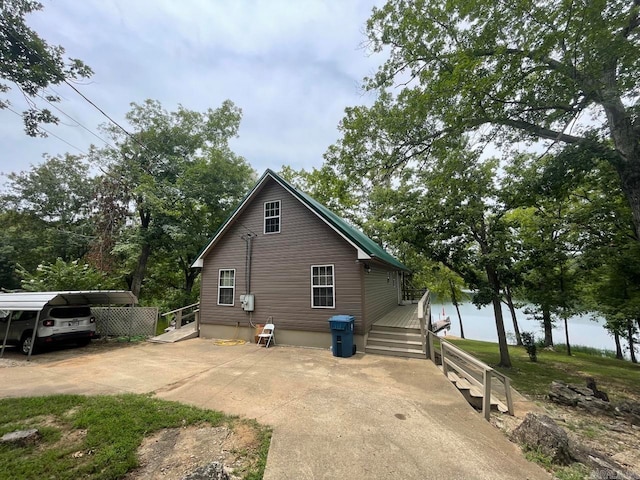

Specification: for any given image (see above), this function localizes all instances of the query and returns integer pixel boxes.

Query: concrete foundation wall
[200,324,365,352]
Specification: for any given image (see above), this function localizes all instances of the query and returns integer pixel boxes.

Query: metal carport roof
[1,291,138,360]
[0,290,138,312]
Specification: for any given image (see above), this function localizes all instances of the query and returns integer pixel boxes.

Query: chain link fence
[93,307,158,338]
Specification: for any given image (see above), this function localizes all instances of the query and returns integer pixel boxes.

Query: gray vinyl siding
[200,179,364,334]
[363,263,401,332]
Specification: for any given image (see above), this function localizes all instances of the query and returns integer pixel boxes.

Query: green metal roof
[193,169,410,272]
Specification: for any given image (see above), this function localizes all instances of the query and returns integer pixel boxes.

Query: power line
[3,105,88,155]
[35,91,118,150]
[3,23,151,153]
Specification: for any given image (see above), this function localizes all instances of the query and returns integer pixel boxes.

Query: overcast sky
[0,0,384,179]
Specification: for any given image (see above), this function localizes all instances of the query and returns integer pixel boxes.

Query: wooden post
[175,310,182,330]
[504,376,514,415]
[441,343,448,376]
[483,369,492,421]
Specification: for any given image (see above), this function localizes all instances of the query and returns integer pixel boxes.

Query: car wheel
[21,333,36,355]
[76,338,91,347]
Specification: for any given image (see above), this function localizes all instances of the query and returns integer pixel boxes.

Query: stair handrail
[417,290,430,357]
[161,302,200,330]
[440,338,514,420]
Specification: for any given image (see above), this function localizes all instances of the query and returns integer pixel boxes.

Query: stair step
[370,325,422,336]
[446,371,510,413]
[365,345,426,360]
[369,330,422,342]
[367,337,423,349]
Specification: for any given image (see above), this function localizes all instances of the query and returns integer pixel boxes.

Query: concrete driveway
[0,339,549,479]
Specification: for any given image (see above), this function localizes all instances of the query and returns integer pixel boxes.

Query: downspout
[243,233,256,327]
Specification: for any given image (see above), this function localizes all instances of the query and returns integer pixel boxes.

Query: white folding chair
[256,323,275,347]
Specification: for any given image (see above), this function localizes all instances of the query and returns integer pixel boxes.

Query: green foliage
[91,99,255,301]
[0,394,270,480]
[17,258,123,291]
[0,155,98,288]
[0,0,92,136]
[521,332,538,362]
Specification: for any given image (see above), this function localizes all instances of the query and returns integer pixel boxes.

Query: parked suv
[0,305,97,354]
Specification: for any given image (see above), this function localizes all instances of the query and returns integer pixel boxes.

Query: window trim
[264,200,281,234]
[310,264,336,309]
[217,269,236,306]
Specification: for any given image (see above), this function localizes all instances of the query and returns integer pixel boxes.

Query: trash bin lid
[328,315,354,322]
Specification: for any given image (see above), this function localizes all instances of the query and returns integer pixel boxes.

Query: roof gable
[192,169,409,271]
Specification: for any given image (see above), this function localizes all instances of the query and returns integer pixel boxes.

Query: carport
[0,291,137,360]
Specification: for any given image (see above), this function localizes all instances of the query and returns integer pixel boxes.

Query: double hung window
[311,265,335,308]
[264,201,280,234]
[218,269,235,306]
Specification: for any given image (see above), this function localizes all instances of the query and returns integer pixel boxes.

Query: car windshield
[50,307,92,318]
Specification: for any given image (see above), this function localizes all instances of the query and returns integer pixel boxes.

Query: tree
[0,154,96,284]
[387,146,514,367]
[0,0,92,136]
[334,0,640,242]
[92,99,254,300]
[18,258,122,291]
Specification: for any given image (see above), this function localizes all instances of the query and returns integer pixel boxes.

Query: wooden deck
[372,304,420,329]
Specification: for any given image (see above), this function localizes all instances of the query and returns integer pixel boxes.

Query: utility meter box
[240,294,255,312]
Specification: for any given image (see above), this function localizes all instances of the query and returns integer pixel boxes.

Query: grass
[445,338,640,400]
[0,394,271,480]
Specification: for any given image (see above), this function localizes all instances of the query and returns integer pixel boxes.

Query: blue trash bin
[328,315,355,358]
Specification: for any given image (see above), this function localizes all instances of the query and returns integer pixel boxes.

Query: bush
[521,331,538,362]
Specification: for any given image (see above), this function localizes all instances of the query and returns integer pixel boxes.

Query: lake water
[432,299,618,353]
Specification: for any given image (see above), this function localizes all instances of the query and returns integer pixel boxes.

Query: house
[192,169,411,350]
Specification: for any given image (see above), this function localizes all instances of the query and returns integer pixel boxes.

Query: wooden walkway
[372,304,420,329]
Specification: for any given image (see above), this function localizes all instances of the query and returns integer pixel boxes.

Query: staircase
[365,325,426,359]
[445,369,509,413]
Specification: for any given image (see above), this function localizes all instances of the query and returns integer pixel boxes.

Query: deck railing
[404,288,427,302]
[426,331,514,420]
[161,302,200,331]
[417,290,430,357]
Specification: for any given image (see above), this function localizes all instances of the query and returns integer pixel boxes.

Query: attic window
[264,200,280,234]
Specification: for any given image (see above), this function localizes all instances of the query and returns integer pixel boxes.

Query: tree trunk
[628,321,637,364]
[563,313,571,356]
[606,103,640,242]
[486,265,512,368]
[449,279,465,339]
[614,331,623,360]
[542,306,554,347]
[130,242,151,300]
[185,268,198,295]
[504,285,522,346]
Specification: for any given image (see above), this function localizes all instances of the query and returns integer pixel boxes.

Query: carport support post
[1,312,13,358]
[27,310,42,361]
[105,303,111,340]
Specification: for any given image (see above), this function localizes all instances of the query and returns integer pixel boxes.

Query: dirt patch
[491,399,640,478]
[125,422,261,480]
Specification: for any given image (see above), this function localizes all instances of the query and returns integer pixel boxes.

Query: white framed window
[218,269,235,306]
[311,264,335,308]
[264,200,281,234]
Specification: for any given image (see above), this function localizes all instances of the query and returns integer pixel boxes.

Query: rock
[549,381,581,407]
[511,413,573,465]
[571,447,640,480]
[0,429,40,446]
[181,462,230,480]
[549,381,613,415]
